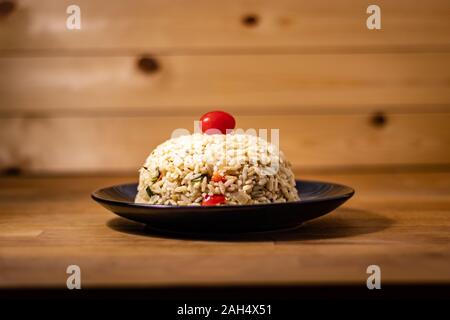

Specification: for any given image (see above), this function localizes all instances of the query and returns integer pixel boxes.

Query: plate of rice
[92,111,354,234]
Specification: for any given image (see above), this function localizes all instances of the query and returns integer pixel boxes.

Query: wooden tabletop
[1,171,449,289]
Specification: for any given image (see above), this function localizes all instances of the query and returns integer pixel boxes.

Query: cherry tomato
[200,111,236,134]
[202,194,226,206]
[211,173,226,183]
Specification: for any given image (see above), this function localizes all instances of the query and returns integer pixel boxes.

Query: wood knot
[0,1,16,17]
[1,166,23,176]
[370,112,388,128]
[242,14,259,27]
[137,56,160,74]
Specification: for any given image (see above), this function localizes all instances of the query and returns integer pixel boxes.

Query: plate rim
[91,179,355,210]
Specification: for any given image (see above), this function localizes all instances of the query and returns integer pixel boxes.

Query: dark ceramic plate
[92,180,354,234]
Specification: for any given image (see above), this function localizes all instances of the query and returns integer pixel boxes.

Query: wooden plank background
[1,114,449,172]
[1,0,449,50]
[0,0,449,173]
[1,53,450,113]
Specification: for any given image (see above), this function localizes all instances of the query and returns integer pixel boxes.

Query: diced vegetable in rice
[135,133,300,206]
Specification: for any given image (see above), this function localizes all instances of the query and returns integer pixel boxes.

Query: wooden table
[1,171,449,298]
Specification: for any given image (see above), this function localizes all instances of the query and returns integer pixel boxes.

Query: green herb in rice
[146,186,155,197]
[151,167,160,182]
[191,173,208,183]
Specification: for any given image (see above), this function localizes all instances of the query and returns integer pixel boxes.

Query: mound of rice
[135,133,299,206]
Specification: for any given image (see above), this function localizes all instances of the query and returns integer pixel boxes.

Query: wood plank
[0,173,449,287]
[0,114,449,172]
[1,0,449,51]
[1,53,450,114]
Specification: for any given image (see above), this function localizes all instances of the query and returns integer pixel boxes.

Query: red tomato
[202,194,226,206]
[200,111,236,134]
[211,173,226,183]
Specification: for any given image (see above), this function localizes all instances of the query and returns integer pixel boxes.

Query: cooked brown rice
[135,133,299,205]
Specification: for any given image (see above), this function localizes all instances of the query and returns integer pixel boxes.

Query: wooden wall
[0,0,449,173]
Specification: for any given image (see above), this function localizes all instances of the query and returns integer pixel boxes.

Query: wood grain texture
[0,172,449,288]
[1,53,450,114]
[1,0,449,174]
[0,0,449,51]
[0,114,449,172]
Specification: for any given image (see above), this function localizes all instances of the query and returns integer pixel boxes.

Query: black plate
[92,180,354,234]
